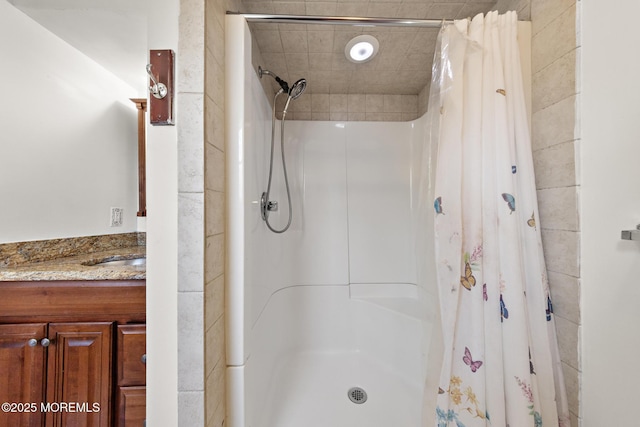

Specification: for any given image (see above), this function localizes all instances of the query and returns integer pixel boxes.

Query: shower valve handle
[267,201,278,212]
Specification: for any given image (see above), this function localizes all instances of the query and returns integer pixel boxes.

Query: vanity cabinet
[0,280,145,427]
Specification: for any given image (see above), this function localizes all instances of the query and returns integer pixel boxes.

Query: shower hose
[263,90,293,233]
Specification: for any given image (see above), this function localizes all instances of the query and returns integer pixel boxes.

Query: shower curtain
[429,11,570,427]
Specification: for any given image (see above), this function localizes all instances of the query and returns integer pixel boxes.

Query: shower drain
[347,387,368,404]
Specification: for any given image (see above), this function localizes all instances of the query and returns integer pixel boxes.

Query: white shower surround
[226,15,532,427]
[225,15,438,427]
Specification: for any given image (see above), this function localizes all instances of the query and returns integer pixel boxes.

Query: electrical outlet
[110,207,123,227]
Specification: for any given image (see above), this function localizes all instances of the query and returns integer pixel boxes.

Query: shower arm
[258,66,289,94]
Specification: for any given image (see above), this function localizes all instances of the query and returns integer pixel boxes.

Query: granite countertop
[0,233,146,281]
[0,245,146,281]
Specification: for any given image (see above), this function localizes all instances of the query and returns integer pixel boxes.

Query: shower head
[288,78,307,100]
[282,78,307,118]
[258,66,289,94]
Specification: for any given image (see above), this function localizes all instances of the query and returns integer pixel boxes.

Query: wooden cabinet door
[116,325,146,427]
[117,324,146,387]
[45,322,112,427]
[0,323,46,427]
[116,386,146,427]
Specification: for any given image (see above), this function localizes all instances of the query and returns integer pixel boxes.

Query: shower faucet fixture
[258,65,308,233]
[261,193,278,220]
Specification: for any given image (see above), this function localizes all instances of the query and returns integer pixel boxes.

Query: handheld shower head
[283,78,308,117]
[258,66,289,94]
[288,78,307,100]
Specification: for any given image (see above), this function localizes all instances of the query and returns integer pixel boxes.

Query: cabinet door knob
[141,354,146,364]
[40,338,51,347]
[27,338,38,347]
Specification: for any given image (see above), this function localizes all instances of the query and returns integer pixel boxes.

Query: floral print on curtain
[431,11,570,427]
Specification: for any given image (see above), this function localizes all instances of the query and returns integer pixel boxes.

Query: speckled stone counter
[0,233,146,281]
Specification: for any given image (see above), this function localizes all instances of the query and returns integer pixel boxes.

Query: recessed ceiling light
[345,35,379,63]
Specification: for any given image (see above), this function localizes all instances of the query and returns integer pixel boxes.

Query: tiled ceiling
[241,1,498,95]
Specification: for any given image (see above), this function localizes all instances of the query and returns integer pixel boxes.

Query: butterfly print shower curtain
[428,11,570,427]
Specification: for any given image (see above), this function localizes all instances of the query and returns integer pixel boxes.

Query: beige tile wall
[497,1,580,425]
[177,0,206,425]
[531,2,580,425]
[279,93,420,121]
[495,0,531,20]
[204,1,246,427]
[248,24,426,122]
[248,24,436,96]
[418,83,430,118]
[252,61,426,123]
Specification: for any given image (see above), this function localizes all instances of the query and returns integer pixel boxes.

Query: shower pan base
[241,285,429,427]
[260,350,421,427]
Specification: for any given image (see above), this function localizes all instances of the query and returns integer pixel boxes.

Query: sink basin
[89,257,146,267]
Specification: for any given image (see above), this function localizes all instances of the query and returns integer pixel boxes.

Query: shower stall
[225,13,531,427]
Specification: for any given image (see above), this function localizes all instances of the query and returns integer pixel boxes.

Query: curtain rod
[226,12,452,28]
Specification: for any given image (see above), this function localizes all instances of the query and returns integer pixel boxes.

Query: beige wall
[497,1,580,425]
